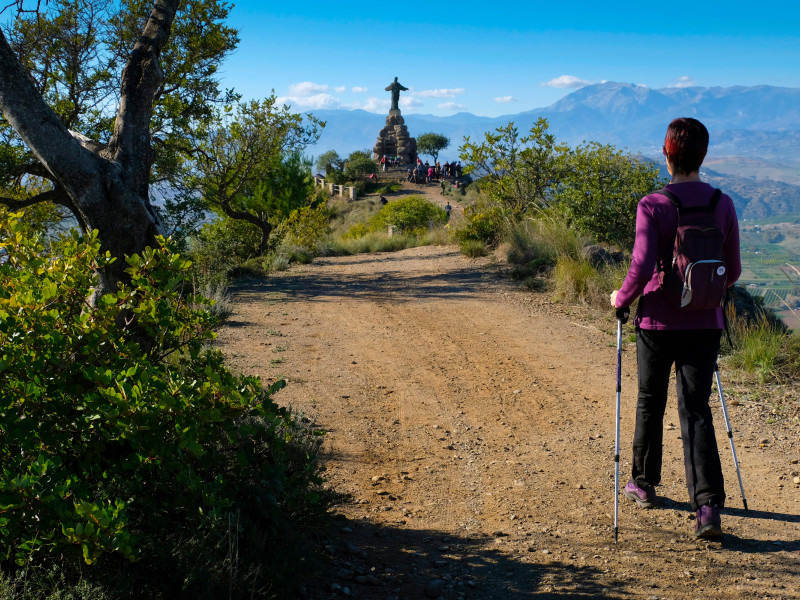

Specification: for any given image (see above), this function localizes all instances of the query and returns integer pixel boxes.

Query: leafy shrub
[0,213,332,597]
[343,150,377,181]
[189,216,261,275]
[460,239,488,257]
[551,142,664,250]
[367,195,447,234]
[273,204,332,253]
[456,201,504,246]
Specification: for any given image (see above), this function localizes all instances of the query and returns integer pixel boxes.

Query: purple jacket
[616,181,741,330]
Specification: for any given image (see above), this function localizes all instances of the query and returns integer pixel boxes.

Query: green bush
[273,204,332,253]
[0,213,332,597]
[460,239,489,257]
[367,195,447,234]
[456,201,504,246]
[189,216,261,275]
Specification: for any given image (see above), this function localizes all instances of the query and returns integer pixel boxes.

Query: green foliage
[343,150,377,181]
[190,216,262,274]
[0,213,331,595]
[459,118,665,251]
[416,132,450,164]
[460,239,489,257]
[274,204,332,252]
[2,0,240,190]
[459,118,569,216]
[315,150,343,176]
[194,97,321,237]
[726,312,785,383]
[552,255,620,307]
[456,201,505,246]
[504,217,584,280]
[362,196,446,235]
[0,564,111,600]
[552,142,665,249]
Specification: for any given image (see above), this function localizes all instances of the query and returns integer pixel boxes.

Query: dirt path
[216,245,800,600]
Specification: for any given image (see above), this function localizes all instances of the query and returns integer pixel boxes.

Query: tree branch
[0,28,100,192]
[108,0,179,193]
[0,188,68,210]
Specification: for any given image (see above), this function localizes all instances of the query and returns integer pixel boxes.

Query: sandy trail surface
[217,243,800,600]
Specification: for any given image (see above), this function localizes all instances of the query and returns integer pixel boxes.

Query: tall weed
[552,255,625,308]
[726,312,784,383]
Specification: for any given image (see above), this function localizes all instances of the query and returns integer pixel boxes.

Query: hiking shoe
[623,479,656,508]
[694,504,722,539]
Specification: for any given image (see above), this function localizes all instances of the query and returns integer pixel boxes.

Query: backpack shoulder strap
[678,188,723,215]
[654,188,681,208]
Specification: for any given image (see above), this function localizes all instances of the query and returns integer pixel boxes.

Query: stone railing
[314,176,356,201]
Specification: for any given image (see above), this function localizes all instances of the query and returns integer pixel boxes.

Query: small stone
[341,526,353,534]
[542,549,551,554]
[793,476,800,485]
[424,578,446,598]
[576,483,586,490]
[344,541,361,555]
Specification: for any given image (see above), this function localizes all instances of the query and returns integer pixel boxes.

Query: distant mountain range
[307,82,800,219]
[310,82,800,162]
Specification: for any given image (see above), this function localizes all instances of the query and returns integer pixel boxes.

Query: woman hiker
[610,117,741,539]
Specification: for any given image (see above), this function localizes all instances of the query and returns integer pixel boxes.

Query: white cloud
[415,88,465,98]
[334,85,347,93]
[670,75,696,88]
[400,97,424,109]
[288,81,329,96]
[438,102,467,112]
[361,97,390,113]
[351,86,368,93]
[494,96,517,103]
[541,75,591,89]
[276,93,341,110]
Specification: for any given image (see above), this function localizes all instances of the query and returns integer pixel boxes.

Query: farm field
[738,219,800,330]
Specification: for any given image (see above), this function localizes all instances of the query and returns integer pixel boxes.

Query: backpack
[657,188,728,310]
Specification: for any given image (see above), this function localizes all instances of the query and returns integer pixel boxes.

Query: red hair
[663,118,709,175]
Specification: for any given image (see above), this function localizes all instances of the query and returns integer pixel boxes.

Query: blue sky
[221,0,800,117]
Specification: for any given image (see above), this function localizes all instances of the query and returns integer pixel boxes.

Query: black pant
[633,328,725,510]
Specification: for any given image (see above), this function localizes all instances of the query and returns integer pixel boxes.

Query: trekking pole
[714,367,748,511]
[613,307,630,543]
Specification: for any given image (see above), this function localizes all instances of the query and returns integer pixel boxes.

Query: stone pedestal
[373,111,417,166]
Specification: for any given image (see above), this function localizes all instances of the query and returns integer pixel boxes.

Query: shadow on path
[233,259,508,304]
[303,517,625,600]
